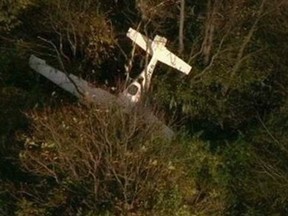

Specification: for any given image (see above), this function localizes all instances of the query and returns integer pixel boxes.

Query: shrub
[19,104,182,214]
[0,0,34,32]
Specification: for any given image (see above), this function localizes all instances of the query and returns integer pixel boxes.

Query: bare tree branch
[179,0,185,54]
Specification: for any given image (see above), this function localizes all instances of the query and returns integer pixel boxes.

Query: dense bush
[18,104,178,214]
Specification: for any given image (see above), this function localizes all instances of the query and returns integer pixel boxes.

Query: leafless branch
[178,0,185,54]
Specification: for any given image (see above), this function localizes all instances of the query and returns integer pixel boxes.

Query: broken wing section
[29,55,84,97]
[29,55,116,105]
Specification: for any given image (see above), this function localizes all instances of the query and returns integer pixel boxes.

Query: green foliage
[15,199,46,216]
[0,0,34,32]
[153,0,288,131]
[38,0,116,65]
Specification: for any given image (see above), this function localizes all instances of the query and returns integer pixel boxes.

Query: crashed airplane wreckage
[29,28,192,140]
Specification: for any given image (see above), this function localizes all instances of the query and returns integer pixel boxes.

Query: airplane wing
[29,55,174,140]
[127,28,191,74]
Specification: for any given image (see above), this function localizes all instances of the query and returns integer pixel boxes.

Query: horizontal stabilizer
[127,28,192,74]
